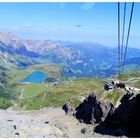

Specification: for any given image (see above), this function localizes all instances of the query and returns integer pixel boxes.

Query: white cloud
[24,23,31,28]
[81,2,95,11]
[59,2,66,9]
[11,23,31,31]
[12,26,20,30]
[54,2,66,9]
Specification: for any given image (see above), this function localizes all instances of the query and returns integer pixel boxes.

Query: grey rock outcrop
[62,99,74,115]
[113,93,140,135]
[75,93,114,124]
[94,92,140,137]
[100,101,114,122]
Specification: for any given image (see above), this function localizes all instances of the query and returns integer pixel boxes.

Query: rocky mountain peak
[0,32,23,49]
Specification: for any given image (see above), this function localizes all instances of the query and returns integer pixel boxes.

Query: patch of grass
[22,83,47,98]
[105,89,121,106]
[133,81,140,88]
[0,98,12,109]
[25,90,79,110]
[71,98,81,109]
[18,99,29,108]
[18,78,104,110]
[117,71,140,81]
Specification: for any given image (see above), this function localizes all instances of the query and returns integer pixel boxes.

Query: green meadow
[0,64,140,110]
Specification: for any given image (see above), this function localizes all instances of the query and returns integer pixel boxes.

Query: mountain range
[0,31,140,77]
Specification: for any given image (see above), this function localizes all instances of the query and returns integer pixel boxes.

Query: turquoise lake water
[20,71,46,83]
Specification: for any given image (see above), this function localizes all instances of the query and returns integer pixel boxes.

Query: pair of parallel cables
[117,2,134,75]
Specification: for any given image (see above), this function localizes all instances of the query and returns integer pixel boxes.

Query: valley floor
[0,107,123,138]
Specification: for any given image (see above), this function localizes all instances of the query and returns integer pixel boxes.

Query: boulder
[13,125,16,129]
[62,99,74,115]
[81,127,87,134]
[15,133,19,136]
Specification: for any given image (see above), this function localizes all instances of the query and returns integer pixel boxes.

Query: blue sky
[0,2,140,48]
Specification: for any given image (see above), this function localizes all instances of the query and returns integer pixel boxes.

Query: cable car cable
[121,2,126,73]
[122,2,134,73]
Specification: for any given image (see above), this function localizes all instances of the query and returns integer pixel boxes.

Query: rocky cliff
[64,90,140,137]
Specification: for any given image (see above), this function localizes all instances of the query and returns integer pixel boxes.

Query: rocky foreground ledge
[0,107,118,138]
[1,91,140,138]
[63,91,140,138]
